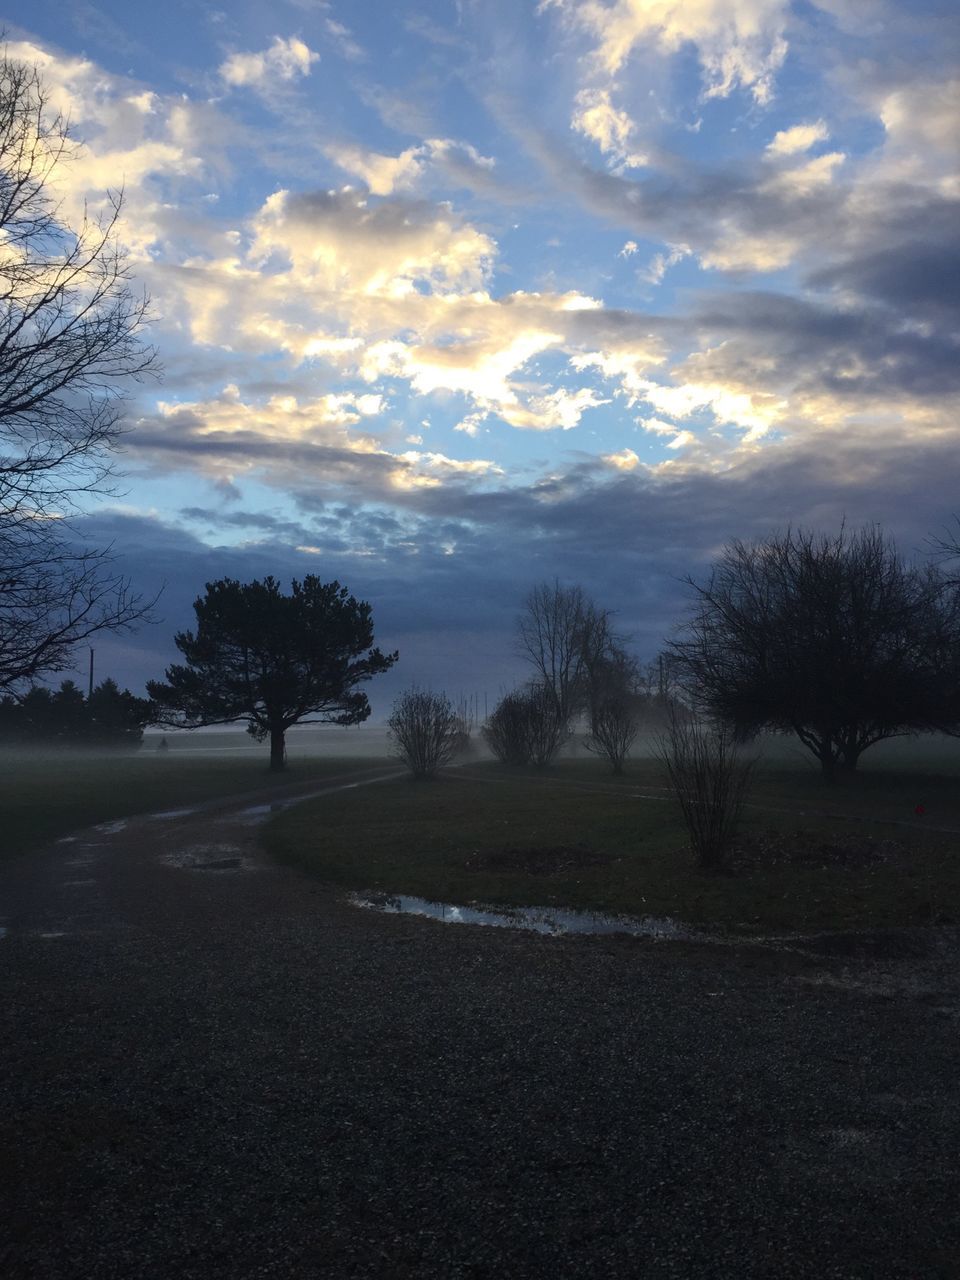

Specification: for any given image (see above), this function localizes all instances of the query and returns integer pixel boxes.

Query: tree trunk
[269,723,286,772]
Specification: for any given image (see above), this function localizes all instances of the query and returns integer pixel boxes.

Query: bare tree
[0,51,157,689]
[669,525,955,779]
[388,688,463,778]
[517,580,628,728]
[517,581,591,726]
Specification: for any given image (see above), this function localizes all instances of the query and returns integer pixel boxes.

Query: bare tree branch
[0,48,159,690]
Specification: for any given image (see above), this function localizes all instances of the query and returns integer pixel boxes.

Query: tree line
[0,679,151,748]
[418,520,960,783]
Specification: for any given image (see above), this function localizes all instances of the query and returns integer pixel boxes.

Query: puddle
[0,926,6,939]
[38,931,67,939]
[349,893,700,939]
[62,878,97,887]
[161,844,247,872]
[94,820,128,835]
[56,836,79,845]
[147,808,198,821]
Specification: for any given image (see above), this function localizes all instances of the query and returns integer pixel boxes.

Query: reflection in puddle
[62,878,97,887]
[94,819,128,834]
[0,926,6,939]
[56,836,79,844]
[147,808,198,821]
[350,892,700,939]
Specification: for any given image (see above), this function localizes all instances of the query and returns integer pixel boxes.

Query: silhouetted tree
[388,688,462,778]
[148,577,398,771]
[483,689,534,766]
[87,678,151,747]
[670,525,957,779]
[517,579,637,739]
[0,51,156,690]
[0,676,149,746]
[483,682,567,768]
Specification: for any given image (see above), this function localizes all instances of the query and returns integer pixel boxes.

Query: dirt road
[2,772,959,1277]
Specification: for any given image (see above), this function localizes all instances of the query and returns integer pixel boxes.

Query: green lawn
[262,751,960,934]
[0,749,392,858]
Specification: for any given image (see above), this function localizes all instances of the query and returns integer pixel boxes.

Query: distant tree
[584,651,644,774]
[669,525,957,780]
[0,676,148,746]
[483,682,567,768]
[482,689,534,766]
[148,577,398,771]
[51,679,88,741]
[388,688,462,778]
[87,677,151,747]
[519,576,632,737]
[0,51,157,691]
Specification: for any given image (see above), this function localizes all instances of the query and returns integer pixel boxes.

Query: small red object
[914,804,925,817]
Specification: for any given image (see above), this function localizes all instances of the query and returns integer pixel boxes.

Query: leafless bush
[388,688,462,777]
[524,682,568,766]
[483,683,567,767]
[482,690,533,765]
[585,696,641,774]
[657,711,754,871]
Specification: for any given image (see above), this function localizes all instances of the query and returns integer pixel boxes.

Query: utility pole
[88,648,95,700]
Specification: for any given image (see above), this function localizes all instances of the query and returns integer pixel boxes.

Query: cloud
[572,88,648,168]
[602,447,640,470]
[219,36,319,89]
[766,120,830,156]
[248,188,495,297]
[325,143,427,195]
[325,137,497,197]
[546,0,790,104]
[79,423,960,705]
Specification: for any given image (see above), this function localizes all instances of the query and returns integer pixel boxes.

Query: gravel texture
[2,769,960,1278]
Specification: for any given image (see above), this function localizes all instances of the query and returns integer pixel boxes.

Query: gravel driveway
[2,770,959,1278]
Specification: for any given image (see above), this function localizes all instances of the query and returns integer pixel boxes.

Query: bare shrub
[524,682,568,767]
[482,690,533,765]
[388,688,462,778]
[657,711,754,871]
[585,697,641,774]
[483,683,568,767]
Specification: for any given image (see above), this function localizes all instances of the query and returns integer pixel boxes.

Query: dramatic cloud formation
[4,1,956,706]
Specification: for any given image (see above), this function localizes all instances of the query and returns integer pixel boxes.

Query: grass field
[0,746,392,858]
[263,745,960,934]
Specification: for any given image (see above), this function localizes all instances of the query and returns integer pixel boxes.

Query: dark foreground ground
[2,770,959,1279]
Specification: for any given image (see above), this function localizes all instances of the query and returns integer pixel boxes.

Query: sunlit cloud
[766,120,830,156]
[219,36,319,89]
[545,0,790,103]
[6,7,958,696]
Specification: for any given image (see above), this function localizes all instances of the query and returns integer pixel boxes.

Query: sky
[5,0,959,714]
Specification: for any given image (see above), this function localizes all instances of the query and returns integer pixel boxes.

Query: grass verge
[1,751,392,858]
[262,758,960,933]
